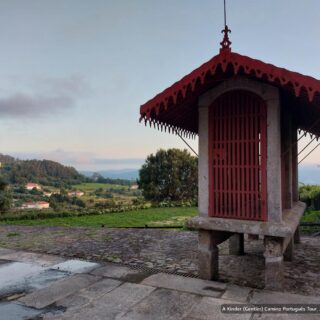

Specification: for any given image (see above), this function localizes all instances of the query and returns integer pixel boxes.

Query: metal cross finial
[220,0,232,51]
[224,0,227,27]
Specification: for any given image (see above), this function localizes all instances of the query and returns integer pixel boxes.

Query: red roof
[140,49,320,137]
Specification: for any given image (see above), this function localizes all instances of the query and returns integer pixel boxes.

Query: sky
[0,0,320,171]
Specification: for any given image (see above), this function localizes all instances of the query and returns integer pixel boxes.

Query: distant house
[68,190,84,197]
[43,192,53,197]
[25,183,42,191]
[21,201,50,210]
[130,184,139,190]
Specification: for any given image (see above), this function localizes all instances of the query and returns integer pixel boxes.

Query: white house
[21,201,50,209]
[25,183,42,191]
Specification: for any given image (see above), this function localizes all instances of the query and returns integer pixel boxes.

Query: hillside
[0,154,85,187]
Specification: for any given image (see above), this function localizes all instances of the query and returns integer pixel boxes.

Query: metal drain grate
[73,254,199,279]
[106,260,199,279]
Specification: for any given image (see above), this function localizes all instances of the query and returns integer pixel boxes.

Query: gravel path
[0,225,319,296]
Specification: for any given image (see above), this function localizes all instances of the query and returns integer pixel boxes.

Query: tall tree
[0,178,12,213]
[138,149,197,202]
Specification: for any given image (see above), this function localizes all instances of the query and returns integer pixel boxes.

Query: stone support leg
[198,230,219,280]
[264,236,284,291]
[229,233,244,255]
[284,237,294,261]
[294,226,300,244]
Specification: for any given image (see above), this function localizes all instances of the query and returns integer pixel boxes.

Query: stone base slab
[187,202,306,238]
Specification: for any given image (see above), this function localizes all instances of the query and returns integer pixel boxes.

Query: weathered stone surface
[264,237,284,290]
[19,274,100,309]
[142,273,226,298]
[221,284,251,303]
[182,296,251,320]
[0,248,16,256]
[251,313,320,320]
[46,283,155,320]
[56,278,122,309]
[120,288,201,320]
[0,226,319,296]
[250,290,320,304]
[0,302,44,320]
[187,202,306,237]
[198,230,220,280]
[90,263,149,282]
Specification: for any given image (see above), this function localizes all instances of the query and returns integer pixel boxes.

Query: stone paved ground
[0,225,319,296]
[2,249,319,320]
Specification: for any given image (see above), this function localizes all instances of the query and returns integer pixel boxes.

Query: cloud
[0,93,74,118]
[0,75,92,119]
[36,75,92,96]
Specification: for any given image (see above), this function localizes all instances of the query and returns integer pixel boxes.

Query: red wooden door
[209,90,267,221]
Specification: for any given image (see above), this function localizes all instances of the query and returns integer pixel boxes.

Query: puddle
[0,302,42,320]
[0,262,69,298]
[50,260,99,274]
[25,269,69,290]
[0,262,44,291]
[0,301,66,320]
[0,258,99,304]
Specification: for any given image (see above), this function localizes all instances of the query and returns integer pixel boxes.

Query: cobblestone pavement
[0,225,319,296]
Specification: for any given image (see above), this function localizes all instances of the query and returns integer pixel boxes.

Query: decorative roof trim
[140,50,320,137]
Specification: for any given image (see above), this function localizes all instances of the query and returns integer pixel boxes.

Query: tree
[0,178,12,213]
[138,149,197,202]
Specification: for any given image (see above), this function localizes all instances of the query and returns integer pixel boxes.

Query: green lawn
[1,207,197,228]
[72,182,127,191]
[302,209,320,222]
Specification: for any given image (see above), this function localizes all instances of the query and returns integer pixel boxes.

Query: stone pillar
[264,236,284,290]
[266,89,282,223]
[198,230,219,280]
[284,237,294,261]
[281,107,293,209]
[294,226,300,244]
[198,106,209,217]
[229,233,244,255]
[291,124,299,202]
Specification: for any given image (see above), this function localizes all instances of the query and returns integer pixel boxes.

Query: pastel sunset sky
[0,0,319,170]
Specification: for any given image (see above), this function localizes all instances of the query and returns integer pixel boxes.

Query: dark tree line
[0,154,85,187]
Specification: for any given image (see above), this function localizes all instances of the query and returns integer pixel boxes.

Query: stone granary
[139,28,320,290]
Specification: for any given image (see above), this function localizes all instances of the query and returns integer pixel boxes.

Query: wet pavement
[0,248,319,320]
[0,225,319,296]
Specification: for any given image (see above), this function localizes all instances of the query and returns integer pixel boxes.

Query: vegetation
[302,209,320,223]
[90,173,133,186]
[0,154,85,187]
[0,179,12,213]
[299,184,320,210]
[138,149,197,203]
[0,207,197,228]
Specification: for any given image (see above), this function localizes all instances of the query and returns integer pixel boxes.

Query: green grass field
[302,209,320,222]
[1,207,197,228]
[72,182,128,191]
